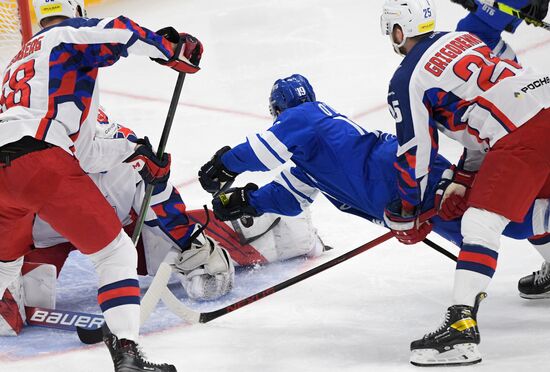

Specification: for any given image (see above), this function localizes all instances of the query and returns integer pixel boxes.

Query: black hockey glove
[153,27,203,73]
[198,146,239,194]
[124,137,171,185]
[522,0,549,22]
[212,183,261,221]
[451,0,478,12]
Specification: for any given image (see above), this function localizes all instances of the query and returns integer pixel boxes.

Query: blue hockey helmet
[269,74,316,118]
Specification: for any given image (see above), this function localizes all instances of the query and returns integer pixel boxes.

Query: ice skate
[518,261,550,299]
[410,293,486,367]
[104,333,177,372]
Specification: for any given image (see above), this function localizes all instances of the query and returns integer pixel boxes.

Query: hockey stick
[131,72,187,243]
[478,0,550,30]
[26,306,104,332]
[423,238,458,262]
[76,231,394,344]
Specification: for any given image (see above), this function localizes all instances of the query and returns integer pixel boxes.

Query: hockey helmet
[380,0,436,55]
[33,0,87,28]
[269,74,316,119]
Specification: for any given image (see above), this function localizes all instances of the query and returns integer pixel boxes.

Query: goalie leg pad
[22,262,57,309]
[0,273,25,336]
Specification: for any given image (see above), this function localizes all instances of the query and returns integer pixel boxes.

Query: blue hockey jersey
[221,101,540,246]
[456,0,530,49]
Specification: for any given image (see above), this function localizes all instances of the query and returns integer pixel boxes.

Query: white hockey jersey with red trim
[388,31,550,208]
[0,16,174,172]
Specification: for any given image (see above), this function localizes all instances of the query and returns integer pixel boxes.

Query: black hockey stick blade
[76,322,109,345]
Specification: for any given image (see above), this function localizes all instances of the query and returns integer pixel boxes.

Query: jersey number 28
[0,60,36,112]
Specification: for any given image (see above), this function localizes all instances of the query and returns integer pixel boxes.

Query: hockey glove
[199,146,239,194]
[384,199,432,245]
[522,0,549,23]
[212,183,261,221]
[153,27,203,73]
[434,166,476,221]
[451,0,478,11]
[124,137,171,185]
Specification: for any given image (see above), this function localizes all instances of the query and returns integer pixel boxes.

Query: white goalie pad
[0,274,25,336]
[230,207,324,265]
[22,262,57,309]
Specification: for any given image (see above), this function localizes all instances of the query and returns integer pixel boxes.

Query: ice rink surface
[3,0,550,370]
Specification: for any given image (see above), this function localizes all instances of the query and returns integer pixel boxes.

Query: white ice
[4,0,550,371]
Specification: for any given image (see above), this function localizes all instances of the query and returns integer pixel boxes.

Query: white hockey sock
[528,234,550,262]
[88,231,140,341]
[453,208,509,306]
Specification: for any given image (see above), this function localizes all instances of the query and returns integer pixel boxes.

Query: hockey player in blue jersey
[197,73,549,258]
[452,0,549,60]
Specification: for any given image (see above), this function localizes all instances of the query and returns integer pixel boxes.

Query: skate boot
[410,293,486,367]
[518,261,550,299]
[104,333,177,372]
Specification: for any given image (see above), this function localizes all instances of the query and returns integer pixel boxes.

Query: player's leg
[26,147,174,371]
[0,152,47,336]
[32,148,140,340]
[410,111,550,366]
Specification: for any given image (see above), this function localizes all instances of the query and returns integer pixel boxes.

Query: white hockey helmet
[380,0,436,55]
[32,0,87,27]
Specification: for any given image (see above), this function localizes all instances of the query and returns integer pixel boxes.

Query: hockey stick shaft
[165,210,440,323]
[77,73,187,344]
[131,72,187,244]
[478,0,550,30]
[198,231,394,323]
[423,238,458,262]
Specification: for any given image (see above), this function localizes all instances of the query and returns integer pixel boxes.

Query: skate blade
[410,343,482,367]
[519,292,550,300]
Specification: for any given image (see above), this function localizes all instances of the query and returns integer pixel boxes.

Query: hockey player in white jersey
[380,0,550,366]
[0,1,203,370]
[450,0,550,300]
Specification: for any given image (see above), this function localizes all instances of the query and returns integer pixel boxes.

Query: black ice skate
[104,333,177,372]
[518,261,550,299]
[409,292,486,367]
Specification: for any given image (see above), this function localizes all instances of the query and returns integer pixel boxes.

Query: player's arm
[199,109,314,193]
[77,112,170,184]
[384,79,437,244]
[51,17,202,72]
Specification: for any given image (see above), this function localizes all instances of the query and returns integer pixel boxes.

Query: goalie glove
[434,166,476,221]
[174,226,235,300]
[153,27,203,73]
[124,137,171,185]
